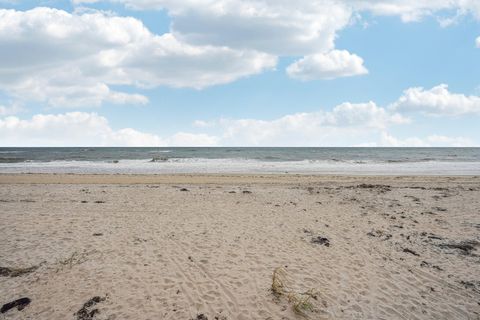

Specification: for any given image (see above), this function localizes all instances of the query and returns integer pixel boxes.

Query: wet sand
[0,174,479,319]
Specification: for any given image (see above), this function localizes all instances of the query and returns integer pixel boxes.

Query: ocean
[0,147,479,175]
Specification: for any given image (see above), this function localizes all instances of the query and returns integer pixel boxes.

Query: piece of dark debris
[367,230,392,241]
[0,266,38,277]
[459,280,480,293]
[192,314,208,320]
[403,248,420,256]
[1,297,31,314]
[180,188,189,192]
[408,186,426,190]
[356,184,392,193]
[133,237,148,245]
[431,187,449,191]
[438,241,478,256]
[242,190,252,194]
[228,191,236,193]
[404,195,421,202]
[420,261,443,271]
[94,201,105,204]
[75,296,106,320]
[311,236,330,247]
[92,233,103,237]
[306,187,319,194]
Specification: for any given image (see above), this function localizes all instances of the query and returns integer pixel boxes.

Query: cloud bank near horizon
[1,84,477,147]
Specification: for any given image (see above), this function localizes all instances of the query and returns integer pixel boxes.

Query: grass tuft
[271,267,287,297]
[56,251,90,272]
[271,267,318,315]
[288,290,316,315]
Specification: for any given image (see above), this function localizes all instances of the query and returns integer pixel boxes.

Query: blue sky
[0,0,479,146]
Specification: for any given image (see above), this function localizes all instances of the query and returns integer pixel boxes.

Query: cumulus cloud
[0,7,276,107]
[168,1,351,56]
[390,84,480,116]
[193,120,215,128]
[0,100,412,147]
[82,0,480,24]
[195,101,409,146]
[182,84,480,147]
[78,0,352,55]
[71,0,368,84]
[0,112,218,146]
[286,50,368,81]
[70,0,480,88]
[377,132,476,147]
[0,103,23,116]
[476,36,480,47]
[1,94,475,147]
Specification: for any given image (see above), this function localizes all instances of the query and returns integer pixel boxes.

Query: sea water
[0,147,479,175]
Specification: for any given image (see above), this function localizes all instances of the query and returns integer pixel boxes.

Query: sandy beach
[0,174,479,319]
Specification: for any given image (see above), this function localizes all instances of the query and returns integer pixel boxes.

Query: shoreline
[1,173,479,185]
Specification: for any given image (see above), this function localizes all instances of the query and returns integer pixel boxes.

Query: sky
[0,0,479,147]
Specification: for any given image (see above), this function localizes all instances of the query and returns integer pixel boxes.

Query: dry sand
[0,174,479,319]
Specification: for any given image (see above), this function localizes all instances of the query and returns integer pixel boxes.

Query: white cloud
[69,0,480,89]
[476,36,480,47]
[83,0,480,24]
[11,81,149,108]
[72,0,368,85]
[1,97,475,147]
[114,33,277,89]
[0,98,412,147]
[329,101,409,127]
[377,132,476,147]
[2,2,479,113]
[390,84,480,116]
[0,103,23,116]
[286,50,368,81]
[0,7,276,107]
[82,0,352,56]
[0,112,218,146]
[193,120,214,128]
[198,101,409,146]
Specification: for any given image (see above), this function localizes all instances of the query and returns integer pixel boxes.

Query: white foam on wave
[1,158,480,175]
[149,150,172,153]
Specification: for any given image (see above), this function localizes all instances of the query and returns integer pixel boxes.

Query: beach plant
[271,267,318,315]
[271,267,287,297]
[56,251,90,272]
[288,289,316,315]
